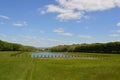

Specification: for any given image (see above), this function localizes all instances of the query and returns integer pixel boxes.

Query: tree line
[50,42,120,53]
[0,40,37,52]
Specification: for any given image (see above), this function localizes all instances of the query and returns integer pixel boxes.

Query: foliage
[0,40,37,51]
[50,42,120,53]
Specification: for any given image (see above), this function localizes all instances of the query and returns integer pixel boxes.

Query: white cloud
[60,32,73,36]
[79,35,92,39]
[53,28,73,36]
[109,34,120,37]
[13,22,28,27]
[53,28,64,33]
[117,22,120,27]
[41,0,120,21]
[0,15,10,20]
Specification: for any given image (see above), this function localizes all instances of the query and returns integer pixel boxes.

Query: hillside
[0,40,37,51]
[50,42,120,53]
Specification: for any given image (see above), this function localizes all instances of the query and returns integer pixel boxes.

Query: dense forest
[1,40,120,53]
[50,42,120,53]
[0,40,37,52]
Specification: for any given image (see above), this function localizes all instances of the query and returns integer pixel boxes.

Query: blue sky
[0,0,120,47]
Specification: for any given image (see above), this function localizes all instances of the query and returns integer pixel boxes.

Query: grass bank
[0,51,120,80]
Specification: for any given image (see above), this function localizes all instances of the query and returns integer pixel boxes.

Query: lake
[31,52,75,58]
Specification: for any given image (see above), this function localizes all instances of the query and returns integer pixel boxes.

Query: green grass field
[0,51,120,80]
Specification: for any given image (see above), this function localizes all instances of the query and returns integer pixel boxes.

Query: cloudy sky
[0,0,120,47]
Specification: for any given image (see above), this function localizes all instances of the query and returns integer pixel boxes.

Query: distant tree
[49,41,120,53]
[0,40,37,52]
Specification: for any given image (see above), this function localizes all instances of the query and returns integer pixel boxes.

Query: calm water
[31,52,75,58]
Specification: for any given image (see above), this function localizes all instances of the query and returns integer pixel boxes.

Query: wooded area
[0,40,37,51]
[1,40,120,53]
[50,42,120,53]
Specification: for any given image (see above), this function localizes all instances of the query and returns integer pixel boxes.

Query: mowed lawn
[0,52,120,80]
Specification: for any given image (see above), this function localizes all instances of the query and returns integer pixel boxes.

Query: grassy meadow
[0,51,120,80]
